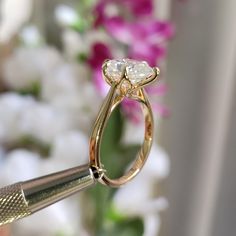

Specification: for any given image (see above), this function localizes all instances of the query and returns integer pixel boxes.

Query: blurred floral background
[0,0,172,235]
[1,0,235,236]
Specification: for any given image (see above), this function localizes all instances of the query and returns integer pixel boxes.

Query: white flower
[55,4,78,26]
[0,149,40,186]
[142,144,170,180]
[41,63,101,132]
[0,0,32,43]
[143,213,161,236]
[62,29,89,59]
[0,93,35,143]
[2,47,64,90]
[112,144,170,236]
[12,199,82,236]
[113,145,170,212]
[122,121,145,145]
[62,29,117,60]
[50,131,89,168]
[72,82,102,133]
[41,63,82,110]
[85,30,125,59]
[85,30,112,49]
[104,3,119,18]
[0,146,6,164]
[0,93,73,144]
[20,25,42,46]
[19,103,73,143]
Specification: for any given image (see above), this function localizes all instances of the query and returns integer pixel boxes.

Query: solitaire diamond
[104,59,155,86]
[105,59,126,82]
[125,60,154,84]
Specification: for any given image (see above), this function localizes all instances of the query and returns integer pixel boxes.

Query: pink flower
[87,42,112,69]
[87,42,112,96]
[87,43,170,120]
[103,17,174,43]
[122,82,170,122]
[146,82,168,96]
[90,0,173,120]
[94,0,175,66]
[122,0,153,17]
[94,0,153,26]
[103,17,174,66]
[122,99,141,124]
[147,82,170,117]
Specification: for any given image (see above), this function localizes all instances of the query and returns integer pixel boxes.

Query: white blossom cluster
[0,39,101,236]
[0,1,170,236]
[0,45,98,235]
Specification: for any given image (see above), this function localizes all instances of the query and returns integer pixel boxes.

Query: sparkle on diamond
[105,59,125,82]
[105,59,154,85]
[125,60,154,84]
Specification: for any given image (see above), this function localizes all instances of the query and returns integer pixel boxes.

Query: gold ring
[89,59,160,187]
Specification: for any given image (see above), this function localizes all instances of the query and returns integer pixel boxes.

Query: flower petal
[123,0,154,17]
[104,17,133,44]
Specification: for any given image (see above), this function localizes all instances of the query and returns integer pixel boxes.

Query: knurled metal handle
[0,183,31,226]
[0,165,100,226]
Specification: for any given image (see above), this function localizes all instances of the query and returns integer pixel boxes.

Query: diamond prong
[154,67,160,76]
[103,59,110,65]
[120,79,132,95]
[103,59,126,85]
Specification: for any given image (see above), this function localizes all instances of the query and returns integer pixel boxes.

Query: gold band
[89,59,159,187]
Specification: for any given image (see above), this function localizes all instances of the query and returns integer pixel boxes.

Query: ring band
[89,59,160,187]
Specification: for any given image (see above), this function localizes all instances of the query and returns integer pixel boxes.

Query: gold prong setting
[102,59,159,94]
[119,79,132,95]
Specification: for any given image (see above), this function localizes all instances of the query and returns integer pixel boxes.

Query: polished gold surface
[89,60,159,187]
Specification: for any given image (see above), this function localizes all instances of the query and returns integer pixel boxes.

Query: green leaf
[100,106,140,180]
[18,81,41,98]
[18,135,50,157]
[102,217,144,236]
[86,106,142,235]
[70,19,89,33]
[101,145,140,181]
[106,205,125,222]
[77,53,88,62]
[55,231,66,236]
[101,107,124,150]
[88,184,111,234]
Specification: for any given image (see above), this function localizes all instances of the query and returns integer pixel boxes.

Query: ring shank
[89,84,154,187]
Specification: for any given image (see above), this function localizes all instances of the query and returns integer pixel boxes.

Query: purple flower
[122,82,170,121]
[152,103,170,117]
[94,0,175,66]
[87,42,112,96]
[87,42,112,68]
[90,0,173,120]
[94,0,107,27]
[87,43,169,119]
[122,99,141,124]
[94,0,153,26]
[103,17,174,66]
[122,0,153,17]
[146,82,168,96]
